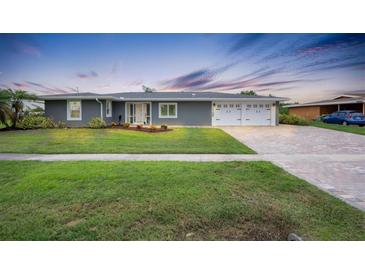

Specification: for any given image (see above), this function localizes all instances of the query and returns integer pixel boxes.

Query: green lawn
[311,121,365,135]
[0,128,254,154]
[0,161,363,240]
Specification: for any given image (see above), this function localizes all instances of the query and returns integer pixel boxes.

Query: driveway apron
[221,125,365,211]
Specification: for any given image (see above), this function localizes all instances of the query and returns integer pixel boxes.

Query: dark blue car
[323,110,365,126]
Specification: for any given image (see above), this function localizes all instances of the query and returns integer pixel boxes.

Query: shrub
[88,117,107,128]
[149,124,157,130]
[161,124,168,130]
[111,122,117,127]
[17,115,56,129]
[279,114,310,126]
[122,122,130,128]
[136,124,143,129]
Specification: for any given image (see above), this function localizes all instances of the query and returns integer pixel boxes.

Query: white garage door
[213,103,242,125]
[242,103,271,126]
[213,102,272,126]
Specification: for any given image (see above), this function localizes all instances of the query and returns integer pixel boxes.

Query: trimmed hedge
[279,114,310,126]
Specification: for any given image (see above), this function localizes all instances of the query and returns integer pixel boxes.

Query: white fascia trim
[158,102,178,118]
[67,99,82,121]
[41,96,120,101]
[121,97,288,102]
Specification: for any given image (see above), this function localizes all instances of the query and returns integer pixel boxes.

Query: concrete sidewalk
[0,153,263,162]
[1,153,364,162]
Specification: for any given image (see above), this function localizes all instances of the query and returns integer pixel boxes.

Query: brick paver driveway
[221,125,365,211]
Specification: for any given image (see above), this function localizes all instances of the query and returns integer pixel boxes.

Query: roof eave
[40,96,122,101]
[285,100,365,108]
[120,97,288,102]
[40,95,288,102]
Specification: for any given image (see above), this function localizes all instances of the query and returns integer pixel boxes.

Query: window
[159,103,177,118]
[67,100,82,120]
[106,100,112,117]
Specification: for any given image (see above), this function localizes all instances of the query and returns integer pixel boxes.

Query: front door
[126,103,151,125]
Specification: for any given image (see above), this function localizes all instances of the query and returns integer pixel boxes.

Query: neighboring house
[40,92,287,127]
[286,93,365,120]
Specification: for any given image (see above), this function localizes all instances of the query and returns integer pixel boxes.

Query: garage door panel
[213,102,272,126]
[242,103,271,125]
[213,102,241,125]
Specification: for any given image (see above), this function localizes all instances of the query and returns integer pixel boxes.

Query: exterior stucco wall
[45,99,117,127]
[112,101,125,124]
[151,101,212,126]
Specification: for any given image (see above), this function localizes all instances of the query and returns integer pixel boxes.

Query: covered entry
[125,102,151,124]
[212,102,272,126]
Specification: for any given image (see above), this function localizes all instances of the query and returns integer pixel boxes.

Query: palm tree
[6,89,38,128]
[0,89,12,128]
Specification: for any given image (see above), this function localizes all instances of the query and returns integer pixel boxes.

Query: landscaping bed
[0,161,363,240]
[110,125,173,133]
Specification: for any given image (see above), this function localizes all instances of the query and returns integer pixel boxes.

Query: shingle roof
[40,91,288,101]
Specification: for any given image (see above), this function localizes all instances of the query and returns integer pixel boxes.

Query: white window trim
[158,103,178,118]
[106,100,112,118]
[67,100,82,121]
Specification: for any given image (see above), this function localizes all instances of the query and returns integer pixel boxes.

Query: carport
[286,94,365,120]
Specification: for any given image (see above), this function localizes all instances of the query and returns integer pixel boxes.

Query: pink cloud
[14,41,41,57]
[13,82,29,88]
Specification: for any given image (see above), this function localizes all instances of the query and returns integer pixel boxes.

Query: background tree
[0,89,12,128]
[240,90,257,96]
[6,89,38,128]
[142,85,155,93]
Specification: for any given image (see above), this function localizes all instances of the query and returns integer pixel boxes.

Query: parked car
[323,111,365,126]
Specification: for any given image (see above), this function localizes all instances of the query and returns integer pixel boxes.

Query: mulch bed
[110,125,173,133]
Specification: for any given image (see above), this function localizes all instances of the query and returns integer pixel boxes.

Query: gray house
[41,92,287,127]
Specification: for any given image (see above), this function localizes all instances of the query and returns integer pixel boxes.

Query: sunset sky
[0,33,364,103]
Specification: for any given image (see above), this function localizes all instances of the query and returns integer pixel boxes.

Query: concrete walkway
[0,153,263,162]
[221,125,365,211]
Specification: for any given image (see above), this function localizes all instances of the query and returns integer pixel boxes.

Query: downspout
[96,98,103,120]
